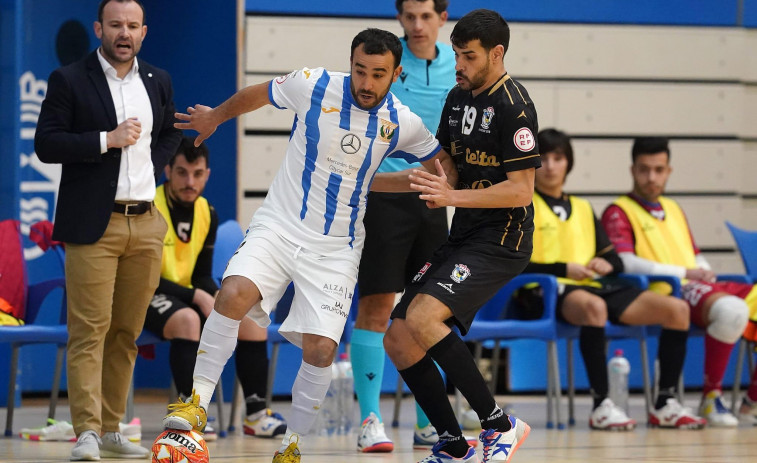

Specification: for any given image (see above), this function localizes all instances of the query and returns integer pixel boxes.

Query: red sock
[748,367,757,402]
[703,334,736,394]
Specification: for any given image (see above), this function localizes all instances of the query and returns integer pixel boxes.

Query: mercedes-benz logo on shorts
[341,134,361,154]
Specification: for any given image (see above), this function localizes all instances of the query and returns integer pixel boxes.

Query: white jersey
[250,67,441,258]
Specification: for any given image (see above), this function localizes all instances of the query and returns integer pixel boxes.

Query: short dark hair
[351,28,403,69]
[538,128,574,175]
[170,137,209,167]
[631,137,670,162]
[98,0,145,24]
[451,9,509,56]
[395,0,449,15]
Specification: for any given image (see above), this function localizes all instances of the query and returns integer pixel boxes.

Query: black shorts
[143,293,204,340]
[358,192,448,296]
[390,239,531,335]
[516,282,643,325]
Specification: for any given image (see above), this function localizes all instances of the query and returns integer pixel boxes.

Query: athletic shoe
[648,398,706,429]
[356,412,393,453]
[163,389,207,432]
[272,434,301,463]
[479,415,530,463]
[413,424,478,449]
[738,396,757,425]
[699,390,738,427]
[21,418,142,443]
[203,423,217,441]
[417,440,479,463]
[119,417,142,442]
[70,430,101,461]
[20,419,76,441]
[99,432,150,459]
[588,398,636,431]
[244,409,288,437]
[461,408,481,431]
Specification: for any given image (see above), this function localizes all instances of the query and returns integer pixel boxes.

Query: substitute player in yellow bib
[602,136,757,426]
[521,129,704,429]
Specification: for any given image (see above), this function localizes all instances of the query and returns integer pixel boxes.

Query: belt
[113,202,152,216]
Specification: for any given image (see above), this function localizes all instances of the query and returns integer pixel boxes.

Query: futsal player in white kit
[162,28,457,462]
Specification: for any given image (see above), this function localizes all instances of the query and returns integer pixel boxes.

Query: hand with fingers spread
[174,104,218,146]
[410,158,453,208]
[107,117,141,149]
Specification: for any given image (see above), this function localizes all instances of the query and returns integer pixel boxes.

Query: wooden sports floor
[3,391,757,462]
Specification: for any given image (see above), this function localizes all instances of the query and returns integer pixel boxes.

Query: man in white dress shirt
[35,0,181,460]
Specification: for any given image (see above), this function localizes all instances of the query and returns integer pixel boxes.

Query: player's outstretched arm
[175,81,272,146]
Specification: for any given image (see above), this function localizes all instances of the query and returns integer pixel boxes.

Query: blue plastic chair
[725,221,757,281]
[462,273,579,429]
[724,221,757,410]
[212,220,246,285]
[0,231,67,437]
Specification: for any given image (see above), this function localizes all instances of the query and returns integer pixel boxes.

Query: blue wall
[0,0,238,403]
[138,0,238,224]
[246,0,755,27]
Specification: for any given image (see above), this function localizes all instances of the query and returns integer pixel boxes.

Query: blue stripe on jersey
[339,77,352,130]
[387,145,441,163]
[268,81,285,109]
[346,110,380,247]
[299,72,331,220]
[323,172,343,234]
[289,114,298,141]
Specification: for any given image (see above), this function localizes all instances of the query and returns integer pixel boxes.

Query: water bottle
[335,353,355,434]
[312,362,341,435]
[607,349,630,413]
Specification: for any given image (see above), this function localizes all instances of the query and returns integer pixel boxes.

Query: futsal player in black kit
[383,9,540,463]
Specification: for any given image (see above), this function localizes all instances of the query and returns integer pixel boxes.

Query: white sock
[192,310,240,409]
[287,361,332,439]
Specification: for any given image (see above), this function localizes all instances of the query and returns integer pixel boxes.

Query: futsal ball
[151,429,209,463]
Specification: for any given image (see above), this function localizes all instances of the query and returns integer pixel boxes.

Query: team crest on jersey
[412,262,432,283]
[481,106,495,130]
[378,119,398,142]
[450,264,471,283]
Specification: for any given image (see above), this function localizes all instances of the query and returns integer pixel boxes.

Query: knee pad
[706,295,749,344]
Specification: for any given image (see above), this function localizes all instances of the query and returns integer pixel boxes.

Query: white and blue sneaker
[479,416,530,463]
[699,390,738,428]
[418,440,479,463]
[414,424,478,449]
[244,409,288,437]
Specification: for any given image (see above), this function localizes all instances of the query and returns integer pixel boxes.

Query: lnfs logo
[18,71,60,260]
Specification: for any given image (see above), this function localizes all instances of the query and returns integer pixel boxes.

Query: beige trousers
[65,205,167,435]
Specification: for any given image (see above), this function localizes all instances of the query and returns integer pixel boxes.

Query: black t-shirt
[437,73,541,252]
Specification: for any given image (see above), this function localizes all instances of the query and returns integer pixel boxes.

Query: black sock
[579,326,608,410]
[399,353,465,453]
[428,332,510,432]
[235,340,269,416]
[656,328,688,409]
[169,338,199,398]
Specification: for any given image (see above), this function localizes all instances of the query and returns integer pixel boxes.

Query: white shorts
[223,225,359,348]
